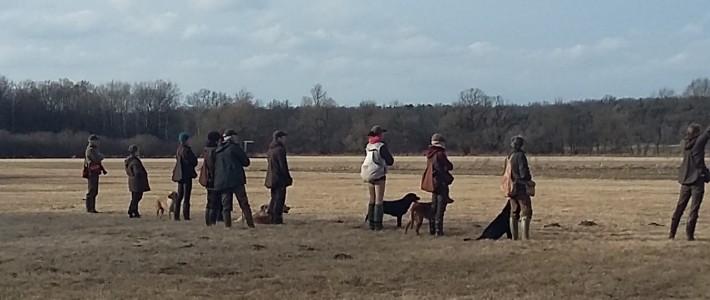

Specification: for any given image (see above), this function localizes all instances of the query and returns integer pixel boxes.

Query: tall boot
[223,211,232,228]
[669,218,680,239]
[521,216,531,240]
[367,203,375,230]
[173,202,181,221]
[686,220,697,241]
[373,204,384,231]
[509,217,520,240]
[429,219,436,235]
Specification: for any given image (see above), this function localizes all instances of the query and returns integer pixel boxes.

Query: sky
[0,0,709,106]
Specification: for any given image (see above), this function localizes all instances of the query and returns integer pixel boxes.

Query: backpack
[500,156,516,197]
[360,143,385,182]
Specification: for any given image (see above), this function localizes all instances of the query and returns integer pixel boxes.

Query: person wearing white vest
[360,125,395,230]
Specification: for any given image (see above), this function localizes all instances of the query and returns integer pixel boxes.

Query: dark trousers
[128,192,143,215]
[221,185,254,227]
[268,185,287,224]
[671,180,705,239]
[175,180,193,220]
[431,185,450,234]
[205,190,223,224]
[85,174,99,212]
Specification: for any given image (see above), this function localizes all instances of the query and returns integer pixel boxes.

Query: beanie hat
[207,131,221,143]
[178,132,190,143]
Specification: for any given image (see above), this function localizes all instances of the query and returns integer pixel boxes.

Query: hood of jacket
[426,145,445,159]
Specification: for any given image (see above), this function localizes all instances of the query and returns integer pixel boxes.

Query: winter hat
[273,130,288,139]
[367,125,387,137]
[88,134,99,142]
[431,133,446,143]
[207,131,221,143]
[178,132,190,143]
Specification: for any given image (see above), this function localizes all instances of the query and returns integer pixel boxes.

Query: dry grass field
[1,156,709,299]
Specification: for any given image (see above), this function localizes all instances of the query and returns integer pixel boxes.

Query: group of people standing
[82,122,710,241]
[360,125,535,238]
[81,129,293,228]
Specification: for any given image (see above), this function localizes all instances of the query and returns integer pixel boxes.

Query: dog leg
[397,215,402,228]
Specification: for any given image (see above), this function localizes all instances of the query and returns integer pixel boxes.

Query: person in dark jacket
[670,123,710,241]
[360,125,395,230]
[265,130,293,224]
[208,129,254,228]
[84,134,106,213]
[421,133,453,236]
[199,131,222,226]
[171,132,198,221]
[508,135,533,240]
[125,145,150,218]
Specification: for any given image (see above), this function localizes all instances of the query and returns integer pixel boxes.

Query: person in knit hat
[171,132,198,221]
[199,131,223,226]
[124,144,150,218]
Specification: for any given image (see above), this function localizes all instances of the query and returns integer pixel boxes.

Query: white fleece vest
[360,142,387,182]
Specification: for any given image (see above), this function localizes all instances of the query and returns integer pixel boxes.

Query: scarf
[368,135,383,144]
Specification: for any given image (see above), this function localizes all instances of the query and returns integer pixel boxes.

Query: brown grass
[0,156,708,299]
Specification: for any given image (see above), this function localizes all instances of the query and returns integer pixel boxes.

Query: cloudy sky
[1,0,709,105]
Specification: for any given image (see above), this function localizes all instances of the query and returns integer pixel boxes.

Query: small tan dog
[156,192,178,220]
[236,204,291,224]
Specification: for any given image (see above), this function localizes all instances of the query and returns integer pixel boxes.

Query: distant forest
[0,75,709,158]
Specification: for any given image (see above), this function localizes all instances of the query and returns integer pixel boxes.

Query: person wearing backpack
[199,131,222,226]
[506,135,534,240]
[360,125,394,231]
[420,133,454,236]
[670,123,710,241]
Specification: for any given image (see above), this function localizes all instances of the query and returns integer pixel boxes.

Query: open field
[1,156,709,299]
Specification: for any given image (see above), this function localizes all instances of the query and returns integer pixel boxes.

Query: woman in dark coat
[125,144,150,218]
[171,132,198,221]
[199,131,222,226]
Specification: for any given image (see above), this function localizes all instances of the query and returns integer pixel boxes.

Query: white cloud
[182,24,208,40]
[468,41,499,56]
[126,12,180,35]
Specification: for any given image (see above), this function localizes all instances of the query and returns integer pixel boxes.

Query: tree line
[0,75,709,158]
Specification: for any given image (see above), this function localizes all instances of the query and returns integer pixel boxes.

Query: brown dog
[404,198,455,235]
[236,204,291,224]
[156,192,178,220]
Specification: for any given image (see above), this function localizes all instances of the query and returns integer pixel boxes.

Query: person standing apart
[125,145,150,218]
[360,125,395,231]
[508,136,534,240]
[421,133,453,236]
[670,123,710,241]
[265,130,293,224]
[84,134,106,213]
[199,131,222,226]
[208,130,254,228]
[171,132,198,221]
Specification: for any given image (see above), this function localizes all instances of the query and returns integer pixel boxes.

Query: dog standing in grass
[405,198,455,235]
[156,192,178,220]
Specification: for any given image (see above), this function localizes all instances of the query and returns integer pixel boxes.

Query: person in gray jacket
[208,130,254,228]
[670,123,710,241]
[508,136,533,240]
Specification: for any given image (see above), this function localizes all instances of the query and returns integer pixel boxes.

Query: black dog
[477,202,513,240]
[364,193,421,227]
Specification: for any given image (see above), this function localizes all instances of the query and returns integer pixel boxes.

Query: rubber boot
[223,211,232,228]
[509,217,520,240]
[373,204,384,231]
[429,220,436,235]
[367,203,375,230]
[521,216,531,240]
